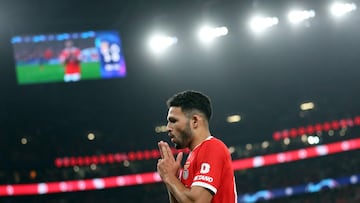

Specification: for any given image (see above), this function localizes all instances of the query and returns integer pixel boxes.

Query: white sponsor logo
[194,175,213,183]
[200,163,210,174]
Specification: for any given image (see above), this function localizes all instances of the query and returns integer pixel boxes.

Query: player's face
[65,40,73,48]
[166,107,193,149]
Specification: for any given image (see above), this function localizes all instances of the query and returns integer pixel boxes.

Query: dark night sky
[0,0,360,167]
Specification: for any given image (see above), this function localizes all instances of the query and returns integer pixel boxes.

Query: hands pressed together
[157,141,183,183]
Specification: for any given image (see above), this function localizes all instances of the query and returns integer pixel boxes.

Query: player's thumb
[176,152,183,164]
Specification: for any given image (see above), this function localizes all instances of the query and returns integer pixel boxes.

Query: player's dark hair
[167,90,212,121]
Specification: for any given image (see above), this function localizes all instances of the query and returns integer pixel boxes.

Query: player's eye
[168,118,177,123]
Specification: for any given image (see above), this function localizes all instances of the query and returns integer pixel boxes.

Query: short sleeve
[191,140,226,194]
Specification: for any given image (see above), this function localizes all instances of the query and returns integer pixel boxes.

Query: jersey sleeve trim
[191,181,217,194]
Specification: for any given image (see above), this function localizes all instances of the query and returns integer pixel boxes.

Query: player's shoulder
[202,136,228,150]
[195,136,230,160]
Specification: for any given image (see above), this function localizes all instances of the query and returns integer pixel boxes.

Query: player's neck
[189,129,211,151]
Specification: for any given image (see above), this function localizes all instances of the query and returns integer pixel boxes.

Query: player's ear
[191,114,201,129]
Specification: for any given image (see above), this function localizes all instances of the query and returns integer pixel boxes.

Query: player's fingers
[161,141,173,160]
[159,141,171,159]
[161,142,170,159]
[165,143,174,160]
[158,141,165,159]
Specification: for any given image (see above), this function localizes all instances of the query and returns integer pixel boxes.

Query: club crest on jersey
[182,161,190,180]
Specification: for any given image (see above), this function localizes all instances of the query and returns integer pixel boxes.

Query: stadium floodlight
[226,114,241,123]
[87,133,95,141]
[330,2,357,17]
[307,135,320,145]
[198,26,228,44]
[288,9,316,24]
[155,125,167,133]
[300,102,315,111]
[249,16,279,33]
[148,34,178,54]
[21,137,28,145]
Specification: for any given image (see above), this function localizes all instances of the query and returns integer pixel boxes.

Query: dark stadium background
[0,0,360,202]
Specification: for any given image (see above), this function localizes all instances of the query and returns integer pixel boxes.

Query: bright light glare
[227,115,241,123]
[250,16,279,33]
[288,10,316,24]
[261,141,270,149]
[87,133,95,141]
[330,2,357,17]
[283,138,291,145]
[21,137,28,145]
[300,102,315,111]
[149,35,178,53]
[198,26,228,43]
[155,125,167,133]
[228,146,236,154]
[301,135,308,142]
[307,136,320,145]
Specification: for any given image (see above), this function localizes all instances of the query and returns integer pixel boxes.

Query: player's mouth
[168,133,176,143]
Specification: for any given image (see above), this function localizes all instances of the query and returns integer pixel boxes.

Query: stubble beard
[174,122,192,149]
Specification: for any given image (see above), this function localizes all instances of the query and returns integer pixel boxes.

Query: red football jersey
[180,136,237,203]
[59,47,81,74]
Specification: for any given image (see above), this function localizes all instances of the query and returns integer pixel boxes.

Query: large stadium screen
[11,30,126,85]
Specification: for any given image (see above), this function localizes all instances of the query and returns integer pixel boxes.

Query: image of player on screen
[59,40,82,82]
